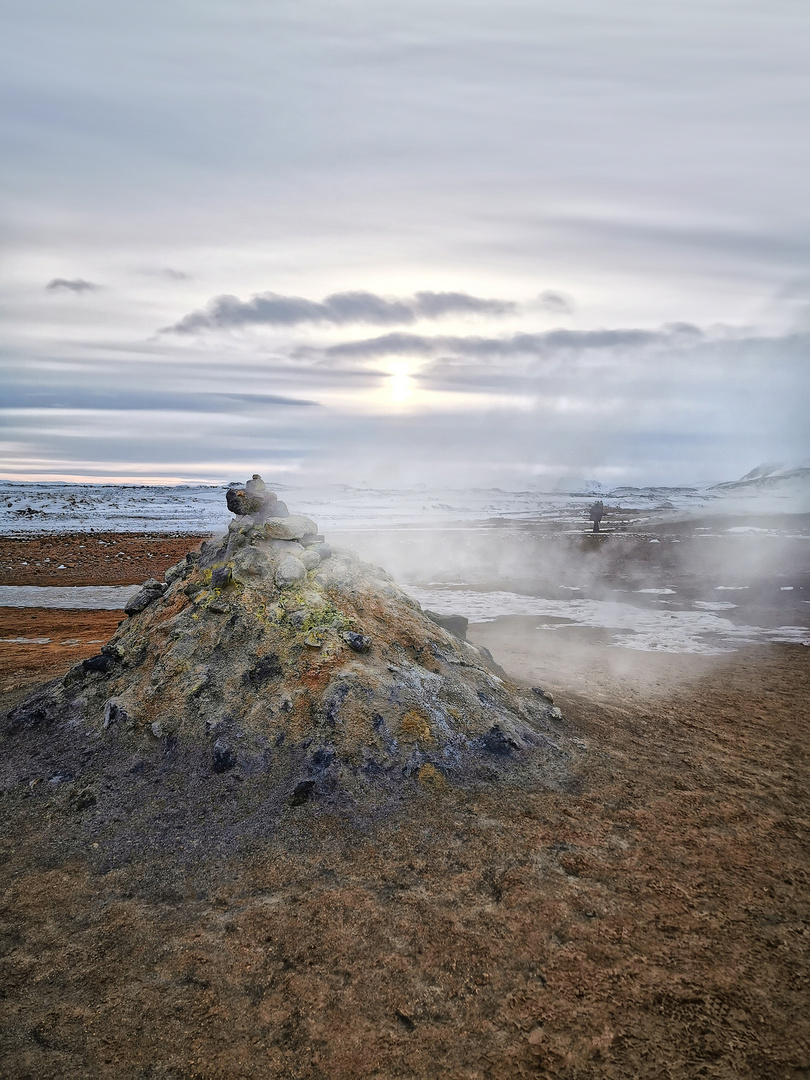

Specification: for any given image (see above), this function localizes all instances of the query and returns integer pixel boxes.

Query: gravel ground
[0,533,204,588]
[0,534,808,1079]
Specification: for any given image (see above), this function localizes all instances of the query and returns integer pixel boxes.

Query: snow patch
[405,587,810,655]
[0,585,139,609]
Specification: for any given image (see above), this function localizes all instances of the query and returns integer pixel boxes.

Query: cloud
[309,324,704,363]
[163,289,517,333]
[535,290,574,316]
[410,291,515,319]
[46,278,98,293]
[134,267,192,281]
[3,323,807,488]
[154,268,191,281]
[0,386,318,412]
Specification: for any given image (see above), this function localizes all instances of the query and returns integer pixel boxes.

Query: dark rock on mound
[212,739,237,773]
[82,654,115,674]
[124,578,167,616]
[481,723,519,756]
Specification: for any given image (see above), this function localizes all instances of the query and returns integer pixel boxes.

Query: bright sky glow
[388,367,414,406]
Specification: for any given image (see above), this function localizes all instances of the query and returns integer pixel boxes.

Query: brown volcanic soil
[0,609,124,704]
[0,541,808,1078]
[0,533,203,587]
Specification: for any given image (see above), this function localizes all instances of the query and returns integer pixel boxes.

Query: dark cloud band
[163,289,517,333]
[307,323,704,362]
[0,388,318,412]
[46,278,98,293]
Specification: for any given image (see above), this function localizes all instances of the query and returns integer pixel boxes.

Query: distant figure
[589,500,605,533]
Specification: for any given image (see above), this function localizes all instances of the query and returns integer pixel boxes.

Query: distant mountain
[740,462,788,481]
[550,477,610,496]
[712,461,810,491]
[709,462,810,510]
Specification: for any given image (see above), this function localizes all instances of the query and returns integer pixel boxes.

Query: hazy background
[2,0,808,487]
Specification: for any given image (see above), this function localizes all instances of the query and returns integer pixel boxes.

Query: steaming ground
[1,486,809,1077]
[409,589,809,655]
[331,521,810,657]
[0,499,807,748]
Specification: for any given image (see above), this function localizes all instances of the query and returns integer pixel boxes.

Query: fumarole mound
[3,477,574,818]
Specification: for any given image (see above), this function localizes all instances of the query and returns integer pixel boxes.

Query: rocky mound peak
[5,476,571,813]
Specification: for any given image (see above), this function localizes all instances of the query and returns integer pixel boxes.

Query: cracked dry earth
[0,541,809,1079]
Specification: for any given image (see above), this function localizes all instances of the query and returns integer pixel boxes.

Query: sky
[1,0,809,488]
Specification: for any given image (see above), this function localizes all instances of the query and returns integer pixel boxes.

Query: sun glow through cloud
[388,365,414,406]
[1,2,808,485]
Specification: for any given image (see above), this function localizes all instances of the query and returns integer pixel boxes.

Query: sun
[388,369,413,404]
[383,361,416,406]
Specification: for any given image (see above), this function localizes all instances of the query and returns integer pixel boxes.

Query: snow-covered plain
[0,478,781,535]
[1,473,808,654]
[2,462,807,534]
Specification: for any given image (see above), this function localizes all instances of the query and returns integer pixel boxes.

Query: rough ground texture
[0,609,123,703]
[0,641,807,1079]
[0,529,808,1079]
[0,533,200,588]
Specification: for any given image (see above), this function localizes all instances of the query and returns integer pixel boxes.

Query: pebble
[342,631,372,653]
[289,779,316,806]
[164,559,189,584]
[212,740,237,773]
[125,581,166,616]
[210,566,231,589]
[267,539,304,556]
[228,515,255,534]
[82,654,115,674]
[300,548,321,570]
[481,724,518,756]
[103,698,128,729]
[232,547,270,579]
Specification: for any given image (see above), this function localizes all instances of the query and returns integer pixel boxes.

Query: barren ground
[0,533,201,588]
[0,534,808,1079]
